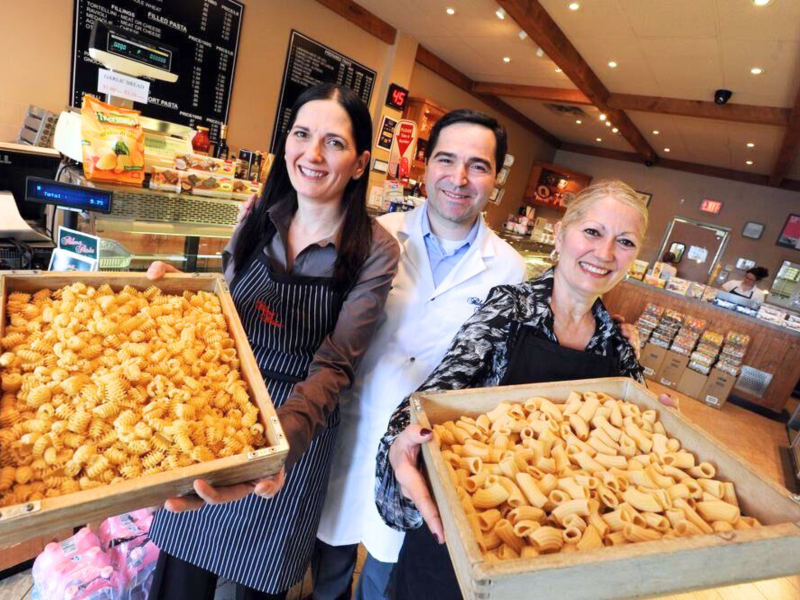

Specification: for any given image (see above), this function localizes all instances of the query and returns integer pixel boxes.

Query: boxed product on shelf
[0,272,289,547]
[643,274,666,288]
[182,170,234,198]
[686,282,707,299]
[701,368,739,409]
[785,315,800,332]
[627,260,649,281]
[701,286,719,302]
[409,378,800,600]
[757,304,787,326]
[149,166,185,193]
[655,349,690,389]
[174,152,236,176]
[665,277,691,295]
[670,316,706,356]
[231,178,263,201]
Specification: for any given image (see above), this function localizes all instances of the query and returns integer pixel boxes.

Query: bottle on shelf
[192,126,211,155]
[214,124,230,160]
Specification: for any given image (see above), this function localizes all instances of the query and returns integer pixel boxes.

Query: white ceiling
[357,0,800,181]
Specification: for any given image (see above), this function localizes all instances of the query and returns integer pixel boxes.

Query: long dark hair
[233,84,373,293]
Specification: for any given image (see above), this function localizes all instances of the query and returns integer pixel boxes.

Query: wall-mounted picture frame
[742,221,765,240]
[376,115,398,151]
[496,167,510,186]
[635,191,653,207]
[489,187,505,205]
[776,214,800,250]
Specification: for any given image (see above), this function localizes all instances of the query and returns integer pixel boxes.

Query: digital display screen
[25,177,113,214]
[386,83,409,110]
[106,32,173,71]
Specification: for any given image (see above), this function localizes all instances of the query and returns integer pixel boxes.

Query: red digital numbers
[386,84,409,109]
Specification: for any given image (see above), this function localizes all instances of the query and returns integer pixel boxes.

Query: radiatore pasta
[0,282,267,506]
[433,391,759,561]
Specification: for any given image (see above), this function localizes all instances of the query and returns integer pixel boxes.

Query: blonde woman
[375,180,676,599]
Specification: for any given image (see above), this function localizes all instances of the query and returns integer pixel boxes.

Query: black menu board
[70,0,244,142]
[271,31,376,151]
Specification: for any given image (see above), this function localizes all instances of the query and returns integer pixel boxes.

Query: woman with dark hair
[144,84,400,599]
[722,266,770,303]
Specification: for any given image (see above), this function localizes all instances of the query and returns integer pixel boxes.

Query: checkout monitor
[0,142,61,222]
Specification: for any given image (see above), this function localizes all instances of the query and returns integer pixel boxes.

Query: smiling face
[425,122,497,236]
[284,98,369,206]
[555,195,644,297]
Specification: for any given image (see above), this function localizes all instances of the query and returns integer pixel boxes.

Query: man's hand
[164,468,286,512]
[146,261,182,281]
[389,425,444,544]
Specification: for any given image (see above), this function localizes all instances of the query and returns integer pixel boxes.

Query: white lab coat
[316,203,526,563]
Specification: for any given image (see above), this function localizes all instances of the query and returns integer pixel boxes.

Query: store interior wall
[408,65,558,230]
[554,150,800,283]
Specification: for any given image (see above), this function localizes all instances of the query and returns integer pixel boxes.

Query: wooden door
[661,219,729,283]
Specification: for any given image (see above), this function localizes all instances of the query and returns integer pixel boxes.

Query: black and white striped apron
[150,234,343,593]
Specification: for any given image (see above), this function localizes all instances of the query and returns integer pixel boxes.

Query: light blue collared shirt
[421,205,480,288]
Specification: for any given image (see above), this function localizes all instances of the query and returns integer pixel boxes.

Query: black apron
[150,232,343,594]
[390,326,619,600]
[729,286,754,299]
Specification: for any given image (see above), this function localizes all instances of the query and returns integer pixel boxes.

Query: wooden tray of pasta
[0,271,289,547]
[410,377,800,600]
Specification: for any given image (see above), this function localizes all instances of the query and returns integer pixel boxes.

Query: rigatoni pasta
[432,391,759,561]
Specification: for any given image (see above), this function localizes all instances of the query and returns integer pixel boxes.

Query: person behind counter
[374,180,677,600]
[722,266,769,303]
[144,84,400,600]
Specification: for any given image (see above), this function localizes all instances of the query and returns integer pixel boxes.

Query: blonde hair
[560,179,649,239]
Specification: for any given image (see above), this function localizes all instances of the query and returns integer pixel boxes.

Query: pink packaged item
[100,509,159,599]
[32,528,124,600]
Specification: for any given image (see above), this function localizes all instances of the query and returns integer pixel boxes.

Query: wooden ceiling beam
[560,142,800,193]
[314,0,396,45]
[607,94,790,127]
[769,78,800,186]
[414,45,561,148]
[496,0,657,163]
[471,83,592,106]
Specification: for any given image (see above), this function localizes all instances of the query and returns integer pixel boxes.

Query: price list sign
[271,31,376,151]
[70,0,244,142]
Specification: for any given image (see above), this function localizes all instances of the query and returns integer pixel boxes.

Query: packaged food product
[183,170,233,198]
[687,282,707,299]
[231,178,262,201]
[174,152,236,176]
[701,331,725,346]
[688,361,712,375]
[81,96,145,186]
[149,166,184,193]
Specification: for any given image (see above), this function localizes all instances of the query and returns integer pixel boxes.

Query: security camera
[714,89,733,105]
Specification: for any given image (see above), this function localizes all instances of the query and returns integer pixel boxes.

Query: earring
[549,249,560,263]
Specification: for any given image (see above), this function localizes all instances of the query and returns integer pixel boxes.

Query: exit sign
[700,199,723,214]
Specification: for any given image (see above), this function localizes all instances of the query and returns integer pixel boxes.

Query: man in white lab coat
[312,109,527,600]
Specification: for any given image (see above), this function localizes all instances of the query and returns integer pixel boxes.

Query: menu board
[271,31,376,151]
[70,0,244,142]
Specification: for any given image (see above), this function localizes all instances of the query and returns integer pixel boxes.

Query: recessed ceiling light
[446,7,455,15]
[555,67,562,73]
[751,0,773,6]
[652,130,660,135]
[664,148,671,152]
[518,30,528,40]
[596,137,602,142]
[569,2,581,10]
[496,8,506,19]
[605,121,611,127]
[608,61,618,68]
[746,160,754,165]
[746,142,755,148]
[750,67,763,75]
[576,119,582,124]
[503,57,511,63]
[599,114,607,121]
[612,127,619,133]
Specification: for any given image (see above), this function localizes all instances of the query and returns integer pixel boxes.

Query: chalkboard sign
[70,0,244,142]
[271,31,377,151]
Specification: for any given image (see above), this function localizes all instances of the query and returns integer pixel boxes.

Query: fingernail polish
[420,428,432,436]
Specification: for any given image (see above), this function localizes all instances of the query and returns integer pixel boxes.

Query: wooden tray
[0,271,289,547]
[410,377,800,600]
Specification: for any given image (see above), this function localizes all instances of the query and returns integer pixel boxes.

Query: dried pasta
[0,282,267,506]
[433,391,759,561]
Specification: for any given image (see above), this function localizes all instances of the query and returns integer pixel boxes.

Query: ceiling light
[664,148,671,152]
[536,46,546,58]
[503,57,511,63]
[569,2,581,10]
[612,127,619,133]
[751,0,773,6]
[518,30,528,40]
[652,130,660,135]
[750,67,763,75]
[446,7,455,15]
[599,114,607,121]
[605,121,611,127]
[596,137,602,142]
[608,61,618,68]
[746,142,755,148]
[575,119,582,124]
[555,67,562,73]
[746,160,754,165]
[496,8,506,19]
